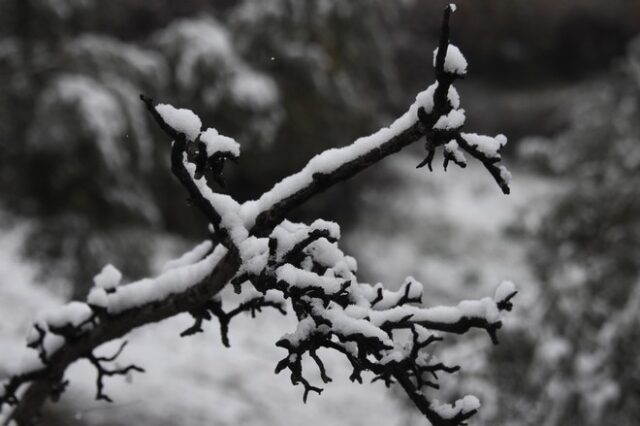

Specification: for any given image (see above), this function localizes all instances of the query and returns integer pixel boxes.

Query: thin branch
[85,342,144,403]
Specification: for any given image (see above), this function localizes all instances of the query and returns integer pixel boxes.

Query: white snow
[162,240,213,272]
[270,220,308,252]
[183,157,249,246]
[155,103,202,141]
[88,240,223,316]
[314,302,394,348]
[369,295,501,327]
[238,236,269,275]
[87,287,108,308]
[304,239,354,279]
[102,245,227,314]
[444,140,467,165]
[498,165,512,186]
[494,280,516,302]
[462,132,507,159]
[281,317,317,347]
[310,219,341,240]
[92,264,122,290]
[433,44,468,75]
[433,109,466,130]
[448,86,461,109]
[40,302,93,329]
[275,264,343,294]
[200,128,241,158]
[431,395,480,419]
[267,219,341,266]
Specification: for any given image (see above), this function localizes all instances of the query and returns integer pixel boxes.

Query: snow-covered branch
[0,5,515,425]
[217,218,516,426]
[140,95,246,255]
[414,6,511,194]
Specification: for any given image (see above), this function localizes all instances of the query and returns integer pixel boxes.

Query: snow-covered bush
[0,6,516,425]
[481,34,640,426]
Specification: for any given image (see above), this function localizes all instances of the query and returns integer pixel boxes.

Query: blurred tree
[476,35,640,426]
[0,0,402,296]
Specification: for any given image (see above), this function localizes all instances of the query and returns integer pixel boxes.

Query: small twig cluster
[184,216,516,426]
[415,6,511,195]
[180,296,287,347]
[86,342,145,403]
[0,305,146,412]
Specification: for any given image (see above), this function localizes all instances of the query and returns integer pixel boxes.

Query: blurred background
[1,0,639,425]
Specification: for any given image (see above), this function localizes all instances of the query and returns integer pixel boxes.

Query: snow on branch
[1,5,515,426]
[198,218,517,426]
[415,5,511,194]
[140,95,247,254]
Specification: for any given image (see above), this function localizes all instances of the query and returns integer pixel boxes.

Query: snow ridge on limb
[1,5,515,425]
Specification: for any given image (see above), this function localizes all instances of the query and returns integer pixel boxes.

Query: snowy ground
[0,153,552,425]
[348,153,552,305]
